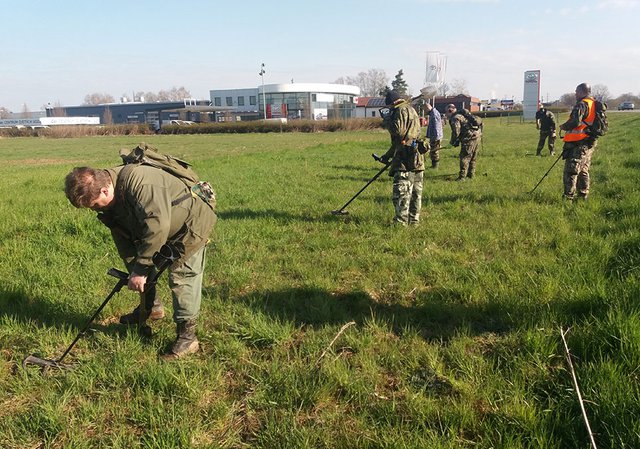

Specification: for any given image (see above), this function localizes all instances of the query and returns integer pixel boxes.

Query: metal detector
[529,152,564,194]
[331,154,391,216]
[22,244,179,371]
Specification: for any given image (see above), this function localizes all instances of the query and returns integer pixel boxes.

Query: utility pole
[259,63,267,119]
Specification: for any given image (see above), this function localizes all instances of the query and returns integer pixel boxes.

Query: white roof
[260,83,360,96]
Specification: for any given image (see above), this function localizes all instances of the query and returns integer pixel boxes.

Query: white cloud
[596,0,638,9]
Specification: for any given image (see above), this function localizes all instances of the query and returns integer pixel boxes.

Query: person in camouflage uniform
[535,106,556,156]
[380,90,426,225]
[424,102,443,168]
[65,161,216,360]
[445,104,482,181]
[559,82,599,200]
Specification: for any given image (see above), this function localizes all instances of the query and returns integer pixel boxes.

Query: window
[238,96,245,106]
[226,97,233,106]
[311,94,317,102]
[249,96,257,105]
[371,111,376,117]
[214,97,221,106]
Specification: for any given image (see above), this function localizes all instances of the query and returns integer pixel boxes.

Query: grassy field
[0,112,639,448]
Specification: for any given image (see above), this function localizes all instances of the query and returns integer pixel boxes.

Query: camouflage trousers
[562,140,596,199]
[459,138,480,179]
[537,130,556,154]
[125,245,206,323]
[392,170,424,225]
[429,139,441,164]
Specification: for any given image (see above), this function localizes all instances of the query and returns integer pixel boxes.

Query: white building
[210,83,360,121]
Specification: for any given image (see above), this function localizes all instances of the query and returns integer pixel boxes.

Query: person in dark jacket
[65,160,216,360]
[535,107,556,156]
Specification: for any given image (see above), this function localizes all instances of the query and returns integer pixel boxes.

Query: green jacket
[382,100,424,173]
[103,165,216,275]
[449,112,480,147]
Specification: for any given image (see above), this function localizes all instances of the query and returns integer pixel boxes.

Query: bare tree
[334,69,388,97]
[559,93,576,107]
[438,82,450,96]
[83,93,115,105]
[591,84,611,102]
[157,87,192,101]
[449,78,469,95]
[20,103,30,118]
[0,107,10,119]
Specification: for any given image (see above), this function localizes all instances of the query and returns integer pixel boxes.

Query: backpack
[458,108,483,131]
[119,143,216,208]
[587,100,608,137]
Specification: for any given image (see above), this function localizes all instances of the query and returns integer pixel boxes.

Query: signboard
[523,70,540,121]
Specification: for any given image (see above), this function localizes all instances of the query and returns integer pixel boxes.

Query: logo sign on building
[523,70,540,120]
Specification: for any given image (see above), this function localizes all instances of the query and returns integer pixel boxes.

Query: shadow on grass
[230,287,510,341]
[0,286,132,338]
[217,208,319,223]
[226,286,615,343]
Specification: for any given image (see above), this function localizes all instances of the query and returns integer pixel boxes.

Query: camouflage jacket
[535,110,556,131]
[382,100,424,173]
[101,165,216,275]
[449,112,480,146]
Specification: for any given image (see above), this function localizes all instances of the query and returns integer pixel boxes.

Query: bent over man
[445,104,482,181]
[65,158,216,360]
[535,107,556,156]
[559,83,599,200]
[380,90,425,225]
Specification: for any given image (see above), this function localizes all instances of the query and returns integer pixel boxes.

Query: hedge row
[158,118,383,134]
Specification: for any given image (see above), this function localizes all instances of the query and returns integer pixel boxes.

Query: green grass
[1,113,639,448]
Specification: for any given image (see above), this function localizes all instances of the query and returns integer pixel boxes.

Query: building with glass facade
[210,83,360,121]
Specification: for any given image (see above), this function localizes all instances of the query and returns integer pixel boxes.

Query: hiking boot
[119,299,165,325]
[536,150,542,156]
[431,161,439,169]
[160,320,199,361]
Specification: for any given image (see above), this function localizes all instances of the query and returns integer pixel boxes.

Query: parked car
[618,102,635,110]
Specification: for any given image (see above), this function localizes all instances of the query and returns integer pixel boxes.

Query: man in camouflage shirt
[380,90,426,225]
[445,104,482,181]
[535,107,556,156]
[65,159,216,360]
[559,82,599,200]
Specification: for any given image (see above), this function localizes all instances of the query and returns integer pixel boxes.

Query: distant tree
[379,85,392,97]
[391,70,409,96]
[157,87,192,101]
[559,92,575,107]
[84,93,115,105]
[334,69,388,97]
[449,78,469,95]
[592,84,611,102]
[20,103,30,118]
[0,106,10,118]
[610,92,640,108]
[438,82,450,96]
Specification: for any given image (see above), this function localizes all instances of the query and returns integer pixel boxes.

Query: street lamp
[259,63,267,119]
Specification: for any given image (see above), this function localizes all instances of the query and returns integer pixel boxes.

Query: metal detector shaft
[333,161,391,214]
[54,269,129,363]
[530,152,563,194]
[22,244,180,369]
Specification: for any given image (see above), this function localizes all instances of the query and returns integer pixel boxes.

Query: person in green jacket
[380,90,426,225]
[65,161,216,361]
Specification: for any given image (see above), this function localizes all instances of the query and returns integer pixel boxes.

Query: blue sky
[1,0,638,111]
